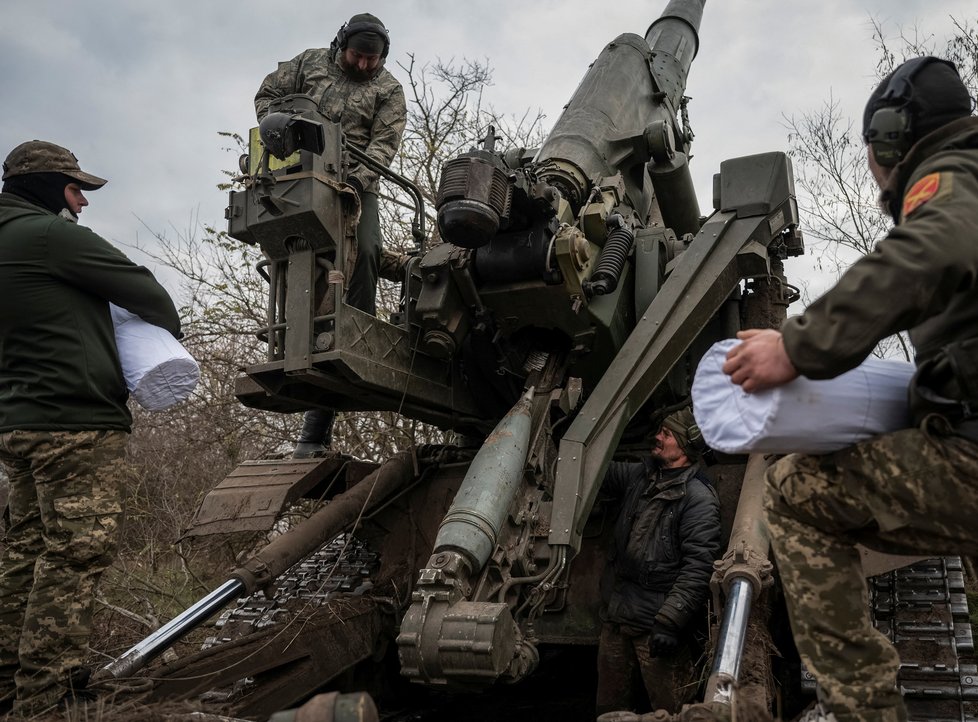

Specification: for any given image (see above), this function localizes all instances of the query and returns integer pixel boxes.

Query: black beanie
[863,57,974,144]
[348,31,386,55]
[343,13,388,56]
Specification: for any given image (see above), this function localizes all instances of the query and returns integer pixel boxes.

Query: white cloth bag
[110,304,199,411]
[691,339,915,454]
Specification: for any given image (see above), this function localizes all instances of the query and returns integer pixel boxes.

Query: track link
[802,556,978,721]
[203,533,379,649]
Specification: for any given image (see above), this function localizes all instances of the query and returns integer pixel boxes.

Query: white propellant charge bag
[691,339,915,455]
[110,304,199,411]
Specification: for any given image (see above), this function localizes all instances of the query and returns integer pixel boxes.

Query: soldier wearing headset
[255,13,407,457]
[723,57,978,722]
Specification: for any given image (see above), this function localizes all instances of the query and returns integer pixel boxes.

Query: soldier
[0,140,182,714]
[596,408,721,715]
[722,57,978,722]
[255,12,408,457]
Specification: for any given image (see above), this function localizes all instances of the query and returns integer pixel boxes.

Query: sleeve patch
[902,172,951,218]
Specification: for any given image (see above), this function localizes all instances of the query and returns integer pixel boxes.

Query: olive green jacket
[782,116,978,380]
[254,47,407,193]
[0,193,181,432]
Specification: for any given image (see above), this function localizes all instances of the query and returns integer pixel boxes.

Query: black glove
[648,622,680,657]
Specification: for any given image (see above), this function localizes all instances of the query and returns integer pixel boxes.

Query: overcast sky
[1,0,974,305]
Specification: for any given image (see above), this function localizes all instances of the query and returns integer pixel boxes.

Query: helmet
[862,57,973,167]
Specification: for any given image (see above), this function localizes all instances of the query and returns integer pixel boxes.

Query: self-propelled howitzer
[106,2,978,720]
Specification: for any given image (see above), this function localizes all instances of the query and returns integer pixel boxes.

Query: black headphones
[865,56,958,167]
[335,20,390,59]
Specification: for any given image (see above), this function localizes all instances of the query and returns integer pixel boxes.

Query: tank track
[803,557,978,721]
[202,533,379,650]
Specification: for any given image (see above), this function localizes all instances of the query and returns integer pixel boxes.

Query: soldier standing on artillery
[723,57,978,722]
[596,407,721,715]
[0,141,181,714]
[255,12,407,457]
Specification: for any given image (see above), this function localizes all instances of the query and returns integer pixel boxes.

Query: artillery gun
[101,1,977,720]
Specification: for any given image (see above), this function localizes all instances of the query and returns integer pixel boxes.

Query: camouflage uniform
[0,430,127,713]
[255,45,407,316]
[256,27,408,456]
[0,141,181,711]
[767,111,978,722]
[766,426,978,722]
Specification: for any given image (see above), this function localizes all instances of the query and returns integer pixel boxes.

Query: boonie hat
[2,140,108,190]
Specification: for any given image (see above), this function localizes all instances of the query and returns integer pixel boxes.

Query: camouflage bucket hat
[2,140,108,189]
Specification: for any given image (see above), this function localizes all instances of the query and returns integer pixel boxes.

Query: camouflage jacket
[600,459,720,631]
[255,47,407,194]
[783,117,978,391]
[0,193,181,432]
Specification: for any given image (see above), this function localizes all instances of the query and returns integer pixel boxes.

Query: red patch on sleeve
[902,173,941,218]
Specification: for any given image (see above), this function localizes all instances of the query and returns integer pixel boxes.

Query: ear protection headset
[335,20,390,59]
[865,56,958,167]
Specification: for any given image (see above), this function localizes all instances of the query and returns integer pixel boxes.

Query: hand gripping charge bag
[691,339,915,455]
[110,304,199,411]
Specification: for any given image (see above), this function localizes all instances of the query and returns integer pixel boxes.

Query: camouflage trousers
[765,425,978,722]
[0,429,127,713]
[595,622,699,716]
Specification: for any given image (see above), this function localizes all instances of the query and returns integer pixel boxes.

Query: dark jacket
[254,47,407,194]
[782,117,978,404]
[0,193,181,432]
[601,458,721,630]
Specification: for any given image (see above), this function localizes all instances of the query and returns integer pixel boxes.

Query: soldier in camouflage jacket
[255,13,407,456]
[723,58,978,722]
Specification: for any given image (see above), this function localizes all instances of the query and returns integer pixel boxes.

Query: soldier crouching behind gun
[596,408,721,716]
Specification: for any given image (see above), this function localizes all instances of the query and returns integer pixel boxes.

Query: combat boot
[293,409,335,458]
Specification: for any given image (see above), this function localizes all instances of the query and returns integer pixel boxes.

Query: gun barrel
[533,0,705,211]
[644,0,704,112]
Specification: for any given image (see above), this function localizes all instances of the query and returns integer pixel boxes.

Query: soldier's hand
[722,328,799,393]
[648,623,680,657]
